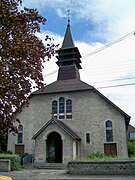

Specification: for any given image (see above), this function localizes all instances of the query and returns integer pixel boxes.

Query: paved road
[0,168,135,180]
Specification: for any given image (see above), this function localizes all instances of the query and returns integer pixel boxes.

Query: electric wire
[43,60,135,78]
[83,60,135,69]
[43,31,135,88]
[97,82,135,89]
[91,77,135,84]
[82,31,135,59]
[44,32,135,79]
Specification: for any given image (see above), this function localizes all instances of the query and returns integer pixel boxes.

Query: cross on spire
[67,9,71,25]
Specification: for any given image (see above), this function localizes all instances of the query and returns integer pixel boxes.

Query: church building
[7,20,130,167]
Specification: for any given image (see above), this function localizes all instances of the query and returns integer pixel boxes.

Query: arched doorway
[46,132,62,163]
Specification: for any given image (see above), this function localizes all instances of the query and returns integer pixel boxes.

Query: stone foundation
[68,160,135,175]
[0,159,11,172]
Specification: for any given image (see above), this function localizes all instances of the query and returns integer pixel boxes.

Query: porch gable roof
[32,117,81,141]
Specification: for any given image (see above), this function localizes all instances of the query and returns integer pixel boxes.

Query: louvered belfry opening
[56,21,82,81]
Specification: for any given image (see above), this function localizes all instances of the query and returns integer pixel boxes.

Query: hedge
[0,154,21,171]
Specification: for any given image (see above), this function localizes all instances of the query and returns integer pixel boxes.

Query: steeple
[56,19,82,81]
[61,20,75,49]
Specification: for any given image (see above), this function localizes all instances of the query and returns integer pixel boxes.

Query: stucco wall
[34,123,74,163]
[8,89,128,158]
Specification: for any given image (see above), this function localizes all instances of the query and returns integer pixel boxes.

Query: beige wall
[8,89,128,159]
[34,123,74,162]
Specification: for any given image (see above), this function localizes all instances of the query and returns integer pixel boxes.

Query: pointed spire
[56,13,82,81]
[61,10,75,49]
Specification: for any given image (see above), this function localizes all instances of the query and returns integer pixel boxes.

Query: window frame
[52,100,58,118]
[51,97,72,120]
[86,132,90,144]
[105,120,113,142]
[17,124,23,144]
[59,97,65,119]
[66,99,72,119]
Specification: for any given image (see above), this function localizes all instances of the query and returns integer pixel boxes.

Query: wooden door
[104,143,117,156]
[15,145,24,155]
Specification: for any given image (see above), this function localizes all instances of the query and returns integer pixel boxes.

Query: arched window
[52,98,73,120]
[52,100,57,118]
[17,124,23,144]
[59,97,65,119]
[66,99,72,119]
[106,120,113,142]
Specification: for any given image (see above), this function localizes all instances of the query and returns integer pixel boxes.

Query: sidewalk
[0,168,135,180]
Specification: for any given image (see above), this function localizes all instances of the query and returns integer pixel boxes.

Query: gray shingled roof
[32,117,81,140]
[32,79,93,95]
[128,124,135,132]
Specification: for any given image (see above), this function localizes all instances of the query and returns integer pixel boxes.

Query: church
[7,20,130,167]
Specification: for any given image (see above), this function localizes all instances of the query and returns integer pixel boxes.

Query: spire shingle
[61,22,75,49]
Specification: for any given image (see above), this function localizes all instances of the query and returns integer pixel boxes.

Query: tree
[0,0,57,150]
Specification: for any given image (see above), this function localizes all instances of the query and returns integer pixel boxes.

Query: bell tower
[56,18,82,81]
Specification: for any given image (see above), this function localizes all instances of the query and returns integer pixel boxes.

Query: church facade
[7,21,130,166]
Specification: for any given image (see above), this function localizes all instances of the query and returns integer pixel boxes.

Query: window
[129,132,135,140]
[52,100,57,118]
[17,124,23,144]
[86,133,90,144]
[59,97,65,119]
[66,99,72,119]
[51,97,72,120]
[106,120,113,142]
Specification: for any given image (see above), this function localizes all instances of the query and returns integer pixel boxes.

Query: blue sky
[22,0,135,43]
[22,0,135,126]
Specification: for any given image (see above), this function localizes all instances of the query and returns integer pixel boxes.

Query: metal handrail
[23,154,33,167]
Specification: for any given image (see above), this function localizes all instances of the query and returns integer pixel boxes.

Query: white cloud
[38,31,135,126]
[22,0,135,42]
[22,0,135,126]
[77,37,135,126]
[56,9,67,18]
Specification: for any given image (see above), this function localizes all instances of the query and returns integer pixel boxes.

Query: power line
[83,59,135,69]
[84,65,135,73]
[43,60,135,79]
[97,82,135,89]
[43,70,57,78]
[82,68,135,77]
[82,31,135,59]
[43,31,135,86]
[91,77,135,84]
[44,31,135,79]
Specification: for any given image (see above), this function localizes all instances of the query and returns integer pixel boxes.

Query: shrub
[0,154,21,171]
[86,152,106,159]
[128,141,135,157]
[82,152,119,160]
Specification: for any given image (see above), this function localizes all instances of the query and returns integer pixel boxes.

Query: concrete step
[37,163,66,169]
[24,163,33,169]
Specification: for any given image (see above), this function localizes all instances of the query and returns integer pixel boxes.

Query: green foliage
[0,153,21,171]
[80,151,134,161]
[0,0,58,141]
[85,152,111,160]
[80,152,130,160]
[128,141,135,157]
